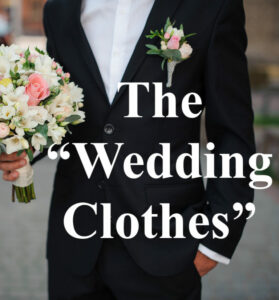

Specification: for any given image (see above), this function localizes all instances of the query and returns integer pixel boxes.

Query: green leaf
[65,125,72,134]
[35,124,48,140]
[26,149,34,162]
[17,150,24,157]
[147,49,161,55]
[24,48,30,60]
[164,17,172,32]
[64,115,81,123]
[184,33,197,39]
[161,58,167,70]
[0,143,6,155]
[162,49,182,61]
[58,79,64,86]
[146,44,159,51]
[35,47,45,55]
[45,137,54,148]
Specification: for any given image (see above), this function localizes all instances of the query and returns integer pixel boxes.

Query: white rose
[2,135,29,154]
[179,43,193,59]
[31,133,47,151]
[0,106,16,120]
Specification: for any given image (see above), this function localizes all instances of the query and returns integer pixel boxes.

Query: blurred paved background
[0,157,279,300]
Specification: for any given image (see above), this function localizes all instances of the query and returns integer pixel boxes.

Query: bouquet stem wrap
[13,157,36,203]
[166,61,179,88]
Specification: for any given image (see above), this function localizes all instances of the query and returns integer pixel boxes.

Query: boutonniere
[146,18,196,88]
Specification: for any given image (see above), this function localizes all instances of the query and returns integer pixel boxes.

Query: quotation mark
[233,202,256,220]
[48,143,71,160]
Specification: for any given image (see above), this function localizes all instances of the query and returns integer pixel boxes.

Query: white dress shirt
[81,0,230,265]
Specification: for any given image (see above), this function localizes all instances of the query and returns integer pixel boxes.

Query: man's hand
[0,152,27,182]
[194,250,218,277]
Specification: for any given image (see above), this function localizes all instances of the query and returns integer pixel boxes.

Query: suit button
[104,123,115,135]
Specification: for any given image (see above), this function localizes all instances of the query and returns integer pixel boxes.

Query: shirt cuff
[198,244,230,265]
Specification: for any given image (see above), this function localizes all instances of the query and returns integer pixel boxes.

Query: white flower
[0,106,16,120]
[34,55,60,86]
[166,26,173,34]
[179,43,193,59]
[67,82,84,103]
[0,56,11,77]
[2,135,29,154]
[72,110,85,125]
[28,106,49,125]
[48,119,66,144]
[2,86,29,106]
[174,28,184,38]
[0,77,13,94]
[31,133,47,151]
[161,41,167,51]
[0,44,22,62]
[47,92,73,121]
[12,104,39,129]
[15,127,25,137]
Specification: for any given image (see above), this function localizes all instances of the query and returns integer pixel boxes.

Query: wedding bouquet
[0,44,85,203]
[146,18,196,87]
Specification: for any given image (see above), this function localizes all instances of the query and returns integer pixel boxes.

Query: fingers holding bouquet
[0,44,86,203]
[0,151,26,181]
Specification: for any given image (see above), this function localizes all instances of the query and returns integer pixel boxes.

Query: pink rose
[164,32,170,39]
[167,36,180,50]
[52,61,57,69]
[26,73,50,106]
[56,68,62,75]
[0,122,10,138]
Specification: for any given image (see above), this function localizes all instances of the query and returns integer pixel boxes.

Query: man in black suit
[0,0,255,299]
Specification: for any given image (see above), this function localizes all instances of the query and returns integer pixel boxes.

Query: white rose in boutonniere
[146,18,196,87]
[179,43,193,59]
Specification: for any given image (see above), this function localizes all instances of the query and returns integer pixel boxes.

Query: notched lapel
[111,0,183,107]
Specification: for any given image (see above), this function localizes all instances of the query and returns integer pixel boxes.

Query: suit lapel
[70,0,110,106]
[66,0,183,108]
[111,0,183,108]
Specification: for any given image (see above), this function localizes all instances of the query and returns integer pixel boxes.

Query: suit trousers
[48,237,201,300]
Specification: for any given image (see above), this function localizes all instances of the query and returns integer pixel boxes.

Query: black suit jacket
[41,0,255,276]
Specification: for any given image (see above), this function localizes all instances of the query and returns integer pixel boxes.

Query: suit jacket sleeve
[201,0,256,259]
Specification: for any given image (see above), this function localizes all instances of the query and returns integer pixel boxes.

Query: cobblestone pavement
[0,158,278,300]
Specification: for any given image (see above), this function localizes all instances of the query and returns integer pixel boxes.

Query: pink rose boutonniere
[146,18,196,87]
